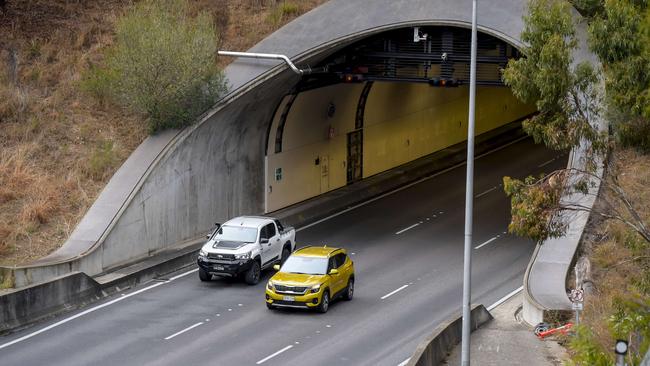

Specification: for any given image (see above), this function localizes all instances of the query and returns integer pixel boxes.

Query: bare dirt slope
[0,0,326,266]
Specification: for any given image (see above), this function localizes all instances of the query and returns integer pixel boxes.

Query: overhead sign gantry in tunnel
[264,26,534,212]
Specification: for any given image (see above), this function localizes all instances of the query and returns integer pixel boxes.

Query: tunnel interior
[263,26,533,212]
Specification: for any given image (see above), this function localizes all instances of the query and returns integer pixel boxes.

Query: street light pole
[461,0,478,365]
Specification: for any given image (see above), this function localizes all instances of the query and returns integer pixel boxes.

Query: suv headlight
[234,251,251,260]
[310,284,321,293]
[267,281,275,291]
[198,249,207,258]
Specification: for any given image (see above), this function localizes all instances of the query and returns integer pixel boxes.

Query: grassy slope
[0,0,326,266]
[569,148,650,363]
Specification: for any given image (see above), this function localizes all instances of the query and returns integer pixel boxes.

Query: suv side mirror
[329,269,339,275]
[273,264,280,271]
[261,238,269,244]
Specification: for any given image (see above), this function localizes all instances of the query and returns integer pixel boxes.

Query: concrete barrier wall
[0,272,102,334]
[407,304,493,366]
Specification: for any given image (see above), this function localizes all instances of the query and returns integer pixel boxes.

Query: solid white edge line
[475,186,497,198]
[164,322,204,340]
[0,281,166,351]
[296,135,531,233]
[487,286,523,311]
[397,358,411,366]
[395,223,421,235]
[381,284,409,300]
[0,266,199,350]
[168,268,198,281]
[256,345,294,364]
[474,236,499,250]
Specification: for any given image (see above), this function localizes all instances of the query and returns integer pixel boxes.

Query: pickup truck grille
[274,285,308,295]
[207,253,235,260]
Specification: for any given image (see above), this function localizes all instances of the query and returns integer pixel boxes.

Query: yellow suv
[265,246,354,313]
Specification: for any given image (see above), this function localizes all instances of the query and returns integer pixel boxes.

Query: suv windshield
[280,256,328,275]
[214,225,258,243]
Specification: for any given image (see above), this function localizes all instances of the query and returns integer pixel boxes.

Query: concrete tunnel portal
[5,0,545,287]
[263,26,534,212]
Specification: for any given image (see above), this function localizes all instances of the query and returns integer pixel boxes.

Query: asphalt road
[0,137,566,366]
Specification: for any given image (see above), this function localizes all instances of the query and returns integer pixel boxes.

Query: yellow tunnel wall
[266,82,535,212]
[363,82,535,177]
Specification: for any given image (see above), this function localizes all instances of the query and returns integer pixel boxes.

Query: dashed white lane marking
[475,186,498,198]
[256,345,294,364]
[381,284,409,300]
[487,286,523,311]
[395,223,421,235]
[0,281,166,351]
[397,358,411,366]
[538,158,556,168]
[295,135,529,234]
[474,235,500,250]
[164,322,203,340]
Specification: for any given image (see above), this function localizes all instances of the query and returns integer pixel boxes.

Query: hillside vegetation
[0,0,326,266]
[502,0,649,363]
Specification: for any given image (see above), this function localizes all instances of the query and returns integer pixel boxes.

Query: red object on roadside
[536,323,573,339]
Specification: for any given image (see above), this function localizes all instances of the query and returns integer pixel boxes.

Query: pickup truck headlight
[267,281,275,291]
[310,284,321,293]
[198,249,207,258]
[234,251,251,260]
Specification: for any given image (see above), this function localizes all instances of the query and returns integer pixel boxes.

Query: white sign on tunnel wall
[275,167,282,181]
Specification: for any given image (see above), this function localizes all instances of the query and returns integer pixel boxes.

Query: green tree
[502,0,611,242]
[503,0,605,153]
[571,0,605,17]
[589,0,650,151]
[85,0,227,132]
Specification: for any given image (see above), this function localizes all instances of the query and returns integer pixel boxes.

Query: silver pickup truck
[197,216,296,285]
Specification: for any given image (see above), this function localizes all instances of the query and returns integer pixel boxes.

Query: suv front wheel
[318,290,330,313]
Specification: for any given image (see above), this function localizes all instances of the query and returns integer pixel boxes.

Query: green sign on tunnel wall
[275,168,282,181]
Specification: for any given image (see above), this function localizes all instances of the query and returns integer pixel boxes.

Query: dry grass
[570,148,650,361]
[0,0,328,266]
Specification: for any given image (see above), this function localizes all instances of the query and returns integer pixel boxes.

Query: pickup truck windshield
[215,225,258,243]
[280,256,328,275]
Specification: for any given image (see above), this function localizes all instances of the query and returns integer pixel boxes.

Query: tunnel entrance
[264,26,531,212]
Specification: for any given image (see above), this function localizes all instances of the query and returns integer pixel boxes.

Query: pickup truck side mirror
[260,238,269,244]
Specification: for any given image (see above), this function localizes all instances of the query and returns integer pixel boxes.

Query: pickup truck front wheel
[281,247,291,264]
[199,268,210,282]
[244,260,261,285]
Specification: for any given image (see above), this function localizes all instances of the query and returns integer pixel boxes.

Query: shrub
[85,0,227,133]
[85,140,118,181]
[267,2,300,26]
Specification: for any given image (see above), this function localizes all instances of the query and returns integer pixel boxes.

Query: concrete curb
[407,304,493,366]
